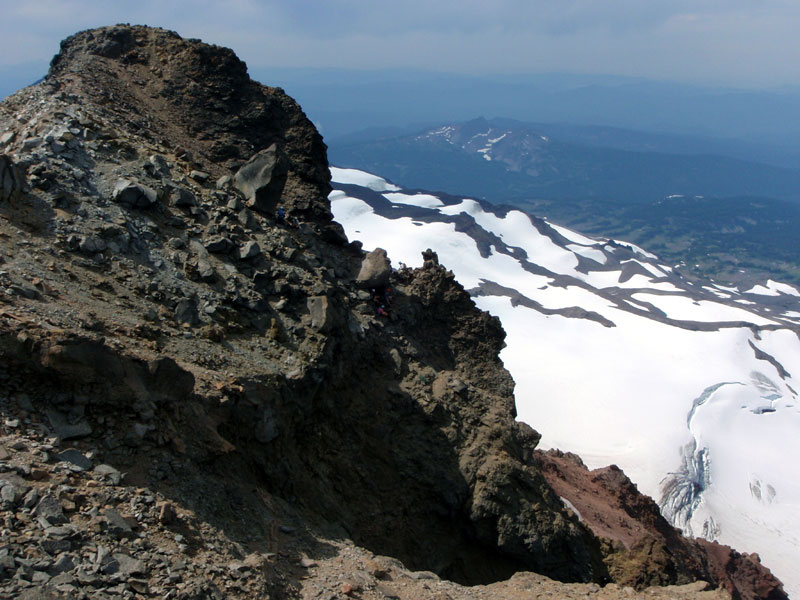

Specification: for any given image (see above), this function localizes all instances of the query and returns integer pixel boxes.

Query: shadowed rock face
[0,154,24,202]
[0,24,787,600]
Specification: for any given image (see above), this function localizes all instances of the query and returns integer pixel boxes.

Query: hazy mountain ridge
[256,68,800,148]
[328,117,800,286]
[330,117,800,203]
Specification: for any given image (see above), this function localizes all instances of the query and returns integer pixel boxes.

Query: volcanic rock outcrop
[536,451,787,600]
[0,25,786,600]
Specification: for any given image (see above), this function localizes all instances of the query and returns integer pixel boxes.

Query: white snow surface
[566,243,607,265]
[329,170,800,596]
[329,167,401,192]
[547,221,597,245]
[383,191,444,208]
[630,293,780,325]
[745,279,800,297]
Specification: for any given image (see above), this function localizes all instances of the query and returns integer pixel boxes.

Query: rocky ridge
[0,25,787,600]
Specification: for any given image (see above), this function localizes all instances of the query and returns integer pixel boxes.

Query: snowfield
[330,168,800,596]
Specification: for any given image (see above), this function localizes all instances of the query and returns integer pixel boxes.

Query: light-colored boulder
[307,295,336,332]
[233,143,288,214]
[355,248,392,289]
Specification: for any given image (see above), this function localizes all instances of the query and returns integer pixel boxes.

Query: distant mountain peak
[416,117,552,169]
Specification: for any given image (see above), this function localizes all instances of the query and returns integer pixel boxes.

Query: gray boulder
[78,236,107,254]
[233,143,288,214]
[103,508,133,538]
[168,184,196,207]
[197,259,215,281]
[205,237,234,254]
[0,154,24,202]
[0,482,21,508]
[355,248,392,289]
[46,408,92,440]
[174,298,198,325]
[57,449,92,471]
[112,179,158,209]
[145,154,170,177]
[189,170,210,182]
[34,494,67,525]
[239,240,261,260]
[94,464,123,485]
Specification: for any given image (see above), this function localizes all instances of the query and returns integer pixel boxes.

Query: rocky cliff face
[0,25,786,600]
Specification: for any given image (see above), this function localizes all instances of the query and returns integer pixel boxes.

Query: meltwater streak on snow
[329,171,800,596]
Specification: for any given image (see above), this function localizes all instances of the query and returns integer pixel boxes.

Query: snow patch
[330,167,401,192]
[745,279,800,297]
[383,191,444,208]
[546,221,597,246]
[611,240,658,260]
[566,243,607,265]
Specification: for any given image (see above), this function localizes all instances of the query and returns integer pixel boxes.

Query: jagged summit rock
[0,25,787,600]
[42,24,339,232]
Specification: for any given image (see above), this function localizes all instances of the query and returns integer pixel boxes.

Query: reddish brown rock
[536,450,787,600]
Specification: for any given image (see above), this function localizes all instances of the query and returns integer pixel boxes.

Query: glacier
[330,166,800,596]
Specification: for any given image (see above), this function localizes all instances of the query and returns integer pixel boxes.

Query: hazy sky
[2,0,800,88]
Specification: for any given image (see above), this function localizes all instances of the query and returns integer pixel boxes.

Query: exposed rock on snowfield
[0,25,786,600]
